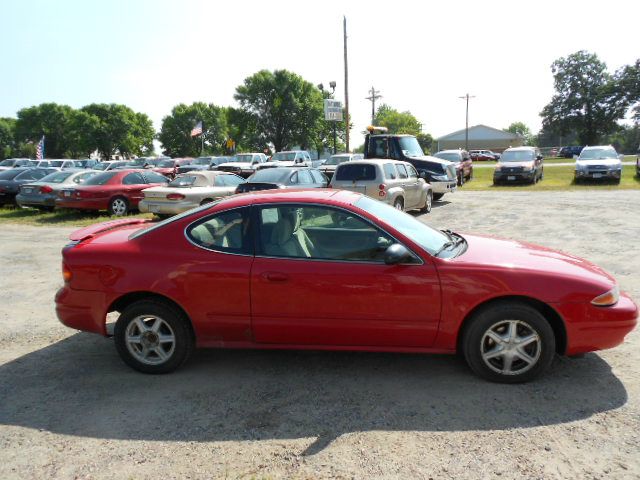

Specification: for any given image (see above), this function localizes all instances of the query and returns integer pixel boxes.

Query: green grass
[0,207,155,227]
[462,165,640,191]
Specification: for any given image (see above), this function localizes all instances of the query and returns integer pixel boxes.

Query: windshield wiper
[435,230,465,257]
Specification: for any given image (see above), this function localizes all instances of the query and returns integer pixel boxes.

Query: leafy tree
[604,124,640,153]
[416,133,434,154]
[234,69,324,152]
[614,59,640,122]
[80,104,155,159]
[0,117,16,159]
[225,107,262,153]
[15,103,75,158]
[158,102,227,157]
[374,104,422,135]
[540,51,628,145]
[505,121,534,145]
[65,110,100,158]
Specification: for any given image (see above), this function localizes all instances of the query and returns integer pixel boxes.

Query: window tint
[187,208,251,254]
[335,164,377,181]
[297,170,314,184]
[396,164,409,179]
[383,163,397,180]
[144,171,170,184]
[257,205,395,262]
[123,172,146,185]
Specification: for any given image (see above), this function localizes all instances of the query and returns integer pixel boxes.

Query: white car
[318,153,364,180]
[574,145,624,183]
[258,150,312,170]
[215,153,268,177]
[139,171,246,216]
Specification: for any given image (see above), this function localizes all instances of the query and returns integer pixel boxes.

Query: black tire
[393,197,404,211]
[420,190,433,213]
[468,168,473,181]
[433,193,445,201]
[108,196,129,216]
[200,198,214,206]
[458,172,465,187]
[462,301,555,383]
[114,299,194,374]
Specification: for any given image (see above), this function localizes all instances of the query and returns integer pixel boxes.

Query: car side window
[123,172,145,185]
[297,170,314,184]
[372,138,388,157]
[383,163,397,180]
[257,204,396,262]
[186,208,251,254]
[396,164,409,179]
[143,171,170,184]
[215,174,244,187]
[407,165,418,179]
[309,169,325,183]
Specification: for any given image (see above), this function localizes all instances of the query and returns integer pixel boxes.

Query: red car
[56,169,169,216]
[152,158,193,179]
[56,189,637,382]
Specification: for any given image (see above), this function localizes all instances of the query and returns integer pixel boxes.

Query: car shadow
[0,333,627,455]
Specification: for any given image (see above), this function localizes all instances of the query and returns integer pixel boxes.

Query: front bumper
[494,170,536,183]
[575,169,621,180]
[139,198,199,215]
[555,292,638,355]
[430,181,457,194]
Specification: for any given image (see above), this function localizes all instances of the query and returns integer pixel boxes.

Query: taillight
[62,263,72,283]
[166,193,185,201]
[40,185,53,194]
[379,184,386,197]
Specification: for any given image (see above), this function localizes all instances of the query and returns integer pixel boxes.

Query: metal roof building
[436,124,524,152]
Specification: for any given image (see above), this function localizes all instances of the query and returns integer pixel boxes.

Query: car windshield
[193,157,212,165]
[48,161,64,167]
[93,162,110,170]
[398,137,424,157]
[0,160,15,167]
[144,159,162,166]
[233,154,253,163]
[83,171,117,185]
[15,159,32,167]
[324,155,350,165]
[126,159,146,167]
[157,160,175,167]
[168,175,198,187]
[40,171,75,183]
[434,152,461,162]
[579,148,618,160]
[272,152,297,161]
[248,169,289,183]
[500,150,535,162]
[355,196,449,255]
[0,169,24,180]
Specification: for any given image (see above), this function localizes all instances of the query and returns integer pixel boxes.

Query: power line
[366,86,382,125]
[458,93,475,151]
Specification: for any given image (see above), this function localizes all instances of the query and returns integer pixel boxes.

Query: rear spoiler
[69,218,153,242]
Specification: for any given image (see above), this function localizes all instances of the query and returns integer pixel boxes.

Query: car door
[396,164,418,207]
[250,203,441,347]
[404,164,423,208]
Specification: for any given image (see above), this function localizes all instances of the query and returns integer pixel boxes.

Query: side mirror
[384,243,412,265]
[418,171,427,179]
[536,155,543,161]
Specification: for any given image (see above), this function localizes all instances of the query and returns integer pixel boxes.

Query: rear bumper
[55,285,109,336]
[556,293,638,355]
[16,193,56,207]
[139,199,199,215]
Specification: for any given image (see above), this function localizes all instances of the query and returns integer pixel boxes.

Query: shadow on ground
[0,334,627,455]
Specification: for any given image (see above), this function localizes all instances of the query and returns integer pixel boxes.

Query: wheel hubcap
[395,202,402,210]
[112,199,126,215]
[125,315,175,365]
[480,320,541,375]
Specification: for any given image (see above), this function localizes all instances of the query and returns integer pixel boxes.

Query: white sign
[324,99,343,121]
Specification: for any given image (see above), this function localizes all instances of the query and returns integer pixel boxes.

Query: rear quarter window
[335,164,377,181]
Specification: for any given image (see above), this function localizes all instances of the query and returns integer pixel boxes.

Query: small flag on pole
[190,121,203,137]
[36,136,45,160]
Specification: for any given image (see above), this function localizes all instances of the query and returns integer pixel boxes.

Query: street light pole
[343,16,350,152]
[329,81,337,154]
[458,93,475,151]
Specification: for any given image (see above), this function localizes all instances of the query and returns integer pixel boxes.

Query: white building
[437,124,524,152]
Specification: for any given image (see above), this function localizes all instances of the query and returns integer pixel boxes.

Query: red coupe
[152,158,193,179]
[55,189,637,382]
[56,169,169,216]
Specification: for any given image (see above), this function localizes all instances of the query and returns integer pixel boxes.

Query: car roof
[228,187,360,206]
[438,149,464,154]
[504,146,537,151]
[581,145,614,150]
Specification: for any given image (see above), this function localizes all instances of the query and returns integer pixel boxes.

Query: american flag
[190,121,203,137]
[36,136,45,160]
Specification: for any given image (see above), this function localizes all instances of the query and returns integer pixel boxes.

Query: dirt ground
[1,190,639,479]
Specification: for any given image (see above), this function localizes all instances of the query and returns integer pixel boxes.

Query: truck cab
[363,126,457,200]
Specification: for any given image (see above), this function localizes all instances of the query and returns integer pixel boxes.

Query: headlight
[433,175,449,181]
[591,285,619,306]
[495,165,501,172]
[522,165,533,172]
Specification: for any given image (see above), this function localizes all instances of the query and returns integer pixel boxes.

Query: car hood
[217,162,252,169]
[576,159,621,166]
[450,233,615,291]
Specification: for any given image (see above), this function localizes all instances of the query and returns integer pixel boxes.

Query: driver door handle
[262,272,289,282]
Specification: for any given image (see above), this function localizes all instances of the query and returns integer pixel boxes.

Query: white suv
[330,159,433,213]
[574,145,623,183]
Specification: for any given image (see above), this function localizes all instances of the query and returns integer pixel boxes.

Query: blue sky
[2,0,639,148]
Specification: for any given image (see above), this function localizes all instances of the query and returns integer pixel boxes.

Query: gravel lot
[1,190,639,479]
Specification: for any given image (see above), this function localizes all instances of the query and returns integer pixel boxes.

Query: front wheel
[462,302,555,383]
[393,198,404,211]
[458,172,465,187]
[109,196,129,216]
[420,190,433,213]
[114,300,194,374]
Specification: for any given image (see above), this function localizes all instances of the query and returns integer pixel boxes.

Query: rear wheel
[109,196,129,216]
[458,172,465,186]
[433,193,445,201]
[462,302,555,383]
[393,198,404,211]
[114,300,194,374]
[420,190,433,213]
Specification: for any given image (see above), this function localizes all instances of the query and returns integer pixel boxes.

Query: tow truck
[363,126,457,200]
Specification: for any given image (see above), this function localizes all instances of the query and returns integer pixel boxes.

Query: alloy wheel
[480,320,541,376]
[125,315,176,366]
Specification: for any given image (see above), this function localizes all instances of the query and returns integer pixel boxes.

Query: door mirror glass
[384,243,411,265]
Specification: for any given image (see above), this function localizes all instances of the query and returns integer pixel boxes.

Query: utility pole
[343,16,350,152]
[458,93,475,151]
[366,86,382,125]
